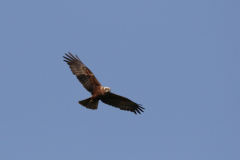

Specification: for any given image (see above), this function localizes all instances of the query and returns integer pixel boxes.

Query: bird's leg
[89,95,95,103]
[89,98,93,103]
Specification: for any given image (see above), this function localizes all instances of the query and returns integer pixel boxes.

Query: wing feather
[63,52,102,94]
[101,92,144,114]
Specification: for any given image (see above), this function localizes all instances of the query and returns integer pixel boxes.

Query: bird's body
[91,86,105,101]
[63,52,144,114]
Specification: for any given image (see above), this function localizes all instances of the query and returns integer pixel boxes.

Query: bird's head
[104,87,111,92]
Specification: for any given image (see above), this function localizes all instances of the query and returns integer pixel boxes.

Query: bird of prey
[63,52,144,114]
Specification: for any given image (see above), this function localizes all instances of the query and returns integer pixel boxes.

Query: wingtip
[134,104,144,115]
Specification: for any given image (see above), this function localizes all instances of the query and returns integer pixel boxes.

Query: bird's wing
[101,92,144,114]
[63,52,102,94]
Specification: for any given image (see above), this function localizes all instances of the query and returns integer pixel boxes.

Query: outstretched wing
[101,92,144,114]
[63,52,102,94]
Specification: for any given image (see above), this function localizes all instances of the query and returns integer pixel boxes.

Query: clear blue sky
[0,1,239,159]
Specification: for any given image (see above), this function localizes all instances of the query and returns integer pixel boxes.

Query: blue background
[0,1,239,159]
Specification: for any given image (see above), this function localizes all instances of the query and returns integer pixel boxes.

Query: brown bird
[63,52,144,114]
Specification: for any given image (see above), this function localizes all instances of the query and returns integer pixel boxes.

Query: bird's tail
[79,97,99,110]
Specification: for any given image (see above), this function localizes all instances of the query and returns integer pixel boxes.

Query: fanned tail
[79,97,99,110]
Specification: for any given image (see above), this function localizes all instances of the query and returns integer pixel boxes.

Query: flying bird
[63,52,144,114]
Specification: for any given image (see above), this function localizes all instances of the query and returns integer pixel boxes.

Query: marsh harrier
[63,52,144,114]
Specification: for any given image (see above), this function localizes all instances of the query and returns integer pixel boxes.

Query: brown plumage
[63,52,144,114]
